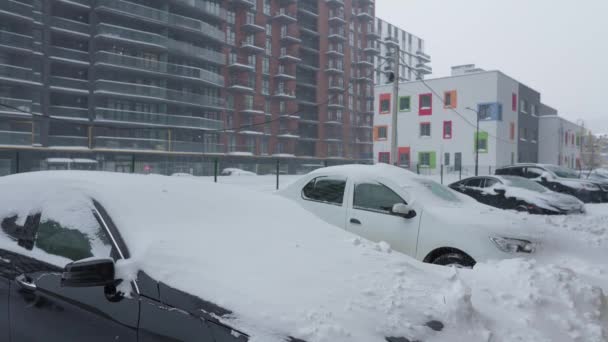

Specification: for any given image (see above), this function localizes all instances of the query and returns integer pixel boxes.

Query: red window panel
[378,152,390,164]
[398,147,411,168]
[512,93,517,111]
[510,122,515,140]
[379,93,391,114]
[443,121,452,139]
[419,93,432,116]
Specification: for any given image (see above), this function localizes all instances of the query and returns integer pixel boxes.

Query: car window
[464,178,483,187]
[302,176,346,205]
[484,178,500,188]
[544,165,580,179]
[525,167,545,179]
[353,182,405,213]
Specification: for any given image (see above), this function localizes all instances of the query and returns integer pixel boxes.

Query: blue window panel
[478,103,503,121]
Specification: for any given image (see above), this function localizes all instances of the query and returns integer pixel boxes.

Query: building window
[444,153,450,166]
[398,96,410,112]
[420,122,431,137]
[520,99,528,113]
[378,152,390,164]
[455,152,462,171]
[262,78,269,95]
[443,121,452,139]
[564,131,568,145]
[418,152,436,169]
[419,93,432,115]
[510,122,515,140]
[531,104,537,116]
[478,103,503,121]
[475,131,488,153]
[444,90,457,108]
[398,147,410,168]
[512,93,517,111]
[374,125,388,140]
[379,93,391,114]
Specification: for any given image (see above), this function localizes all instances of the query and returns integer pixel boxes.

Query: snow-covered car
[495,164,604,203]
[449,175,585,215]
[220,168,257,176]
[279,164,539,267]
[0,171,449,342]
[583,169,608,201]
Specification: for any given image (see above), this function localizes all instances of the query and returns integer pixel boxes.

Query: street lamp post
[466,107,480,176]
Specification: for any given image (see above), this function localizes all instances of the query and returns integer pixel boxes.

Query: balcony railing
[0,63,40,83]
[298,2,319,16]
[167,39,224,63]
[170,141,222,153]
[95,108,223,130]
[0,30,32,50]
[96,0,168,23]
[0,0,33,19]
[168,13,225,41]
[95,136,169,151]
[0,97,32,115]
[47,136,89,148]
[49,46,89,63]
[95,80,167,98]
[228,144,256,154]
[49,105,90,119]
[170,0,225,20]
[0,130,32,146]
[95,52,224,86]
[50,76,88,90]
[50,17,90,36]
[97,23,167,47]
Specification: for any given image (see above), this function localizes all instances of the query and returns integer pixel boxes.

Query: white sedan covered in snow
[279,164,539,267]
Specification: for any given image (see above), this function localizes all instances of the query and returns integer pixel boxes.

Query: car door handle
[350,218,361,225]
[16,274,37,292]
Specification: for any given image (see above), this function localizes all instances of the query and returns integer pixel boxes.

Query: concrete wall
[517,84,541,163]
[539,115,583,168]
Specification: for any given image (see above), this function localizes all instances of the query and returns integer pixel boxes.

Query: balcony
[49,47,89,65]
[298,3,319,18]
[366,28,380,38]
[355,7,374,21]
[415,63,433,74]
[56,0,89,8]
[0,130,32,146]
[327,101,344,109]
[95,108,223,130]
[274,68,295,80]
[227,0,255,8]
[50,76,89,93]
[170,0,225,21]
[273,9,297,23]
[299,26,319,37]
[95,0,168,24]
[49,106,90,120]
[97,23,167,48]
[324,65,344,74]
[357,58,374,67]
[240,105,265,115]
[273,90,296,100]
[364,44,380,54]
[384,36,399,48]
[325,114,343,125]
[0,63,40,85]
[296,77,316,87]
[0,97,32,116]
[240,40,265,54]
[166,39,224,64]
[0,30,32,52]
[328,81,344,92]
[227,145,255,155]
[416,50,432,63]
[50,17,90,37]
[279,51,301,63]
[170,141,222,154]
[95,51,224,86]
[94,136,169,152]
[328,12,346,25]
[355,119,373,128]
[227,80,255,93]
[227,61,255,72]
[326,47,344,57]
[280,31,302,45]
[325,0,344,8]
[0,0,33,21]
[47,136,89,148]
[168,13,225,42]
[325,135,343,142]
[328,30,346,41]
[242,17,265,33]
[278,130,300,139]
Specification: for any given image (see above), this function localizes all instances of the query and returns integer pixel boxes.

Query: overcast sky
[376,0,608,133]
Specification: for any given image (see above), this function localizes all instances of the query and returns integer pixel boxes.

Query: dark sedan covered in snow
[449,175,585,215]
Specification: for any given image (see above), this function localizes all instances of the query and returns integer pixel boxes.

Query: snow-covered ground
[196,173,608,341]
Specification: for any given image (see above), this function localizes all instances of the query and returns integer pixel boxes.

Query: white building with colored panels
[373,69,545,174]
[538,114,585,169]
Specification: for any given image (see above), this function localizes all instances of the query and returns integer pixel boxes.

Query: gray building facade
[517,83,540,163]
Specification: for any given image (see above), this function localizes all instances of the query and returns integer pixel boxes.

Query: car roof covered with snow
[0,171,452,342]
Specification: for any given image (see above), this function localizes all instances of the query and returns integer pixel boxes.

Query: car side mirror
[540,172,553,182]
[494,187,506,195]
[61,258,116,288]
[391,203,417,219]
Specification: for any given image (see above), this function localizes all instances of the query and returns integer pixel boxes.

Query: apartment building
[538,108,585,169]
[373,17,431,85]
[0,0,378,175]
[373,66,545,172]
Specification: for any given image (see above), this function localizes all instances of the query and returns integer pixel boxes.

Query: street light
[466,107,480,176]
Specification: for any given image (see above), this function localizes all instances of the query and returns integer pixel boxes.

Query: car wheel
[432,253,475,268]
[515,205,528,212]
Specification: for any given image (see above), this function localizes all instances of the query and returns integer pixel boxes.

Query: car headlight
[490,237,535,254]
[583,183,600,191]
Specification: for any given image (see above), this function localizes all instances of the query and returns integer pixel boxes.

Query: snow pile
[221,168,257,176]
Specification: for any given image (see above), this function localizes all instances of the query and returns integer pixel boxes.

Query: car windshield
[411,179,462,203]
[544,165,580,179]
[502,176,548,193]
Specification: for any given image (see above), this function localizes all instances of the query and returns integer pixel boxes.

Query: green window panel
[418,151,436,169]
[474,131,489,153]
[399,96,411,112]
